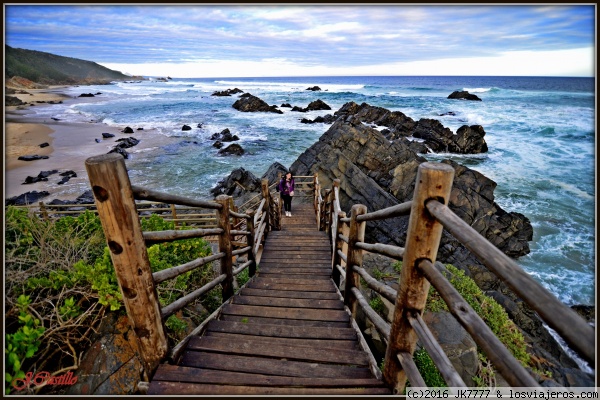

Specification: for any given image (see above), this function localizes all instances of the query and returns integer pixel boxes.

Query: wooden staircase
[148,203,391,395]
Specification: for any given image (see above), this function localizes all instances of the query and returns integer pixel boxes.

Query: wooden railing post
[331,210,347,289]
[215,195,234,300]
[313,173,319,212]
[84,153,168,376]
[260,178,271,232]
[322,189,331,232]
[246,210,257,277]
[344,204,367,316]
[170,203,178,230]
[39,201,49,220]
[383,162,454,393]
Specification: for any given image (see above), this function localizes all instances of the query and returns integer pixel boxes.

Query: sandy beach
[4,87,173,202]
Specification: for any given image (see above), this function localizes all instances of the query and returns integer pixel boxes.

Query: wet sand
[4,88,173,202]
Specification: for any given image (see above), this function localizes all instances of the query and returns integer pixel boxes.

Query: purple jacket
[278,177,295,195]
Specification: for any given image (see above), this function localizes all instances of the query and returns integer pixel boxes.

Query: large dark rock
[291,99,332,113]
[102,132,115,139]
[115,137,140,149]
[210,167,260,199]
[18,155,49,161]
[333,101,487,154]
[448,90,482,101]
[261,162,289,186]
[306,86,322,91]
[232,94,283,114]
[5,191,50,206]
[23,169,59,184]
[210,128,239,142]
[6,96,26,106]
[122,126,134,134]
[212,88,243,96]
[218,143,245,156]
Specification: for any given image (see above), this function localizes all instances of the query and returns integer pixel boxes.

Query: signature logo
[12,371,77,391]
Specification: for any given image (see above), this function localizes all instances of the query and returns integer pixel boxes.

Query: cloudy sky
[4,4,595,78]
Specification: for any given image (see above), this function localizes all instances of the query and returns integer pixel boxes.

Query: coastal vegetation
[4,208,218,394]
[5,45,132,86]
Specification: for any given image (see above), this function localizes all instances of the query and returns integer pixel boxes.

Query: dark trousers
[281,194,292,212]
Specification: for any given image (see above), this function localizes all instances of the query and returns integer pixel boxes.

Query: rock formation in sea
[448,90,482,101]
[333,101,488,154]
[232,93,283,114]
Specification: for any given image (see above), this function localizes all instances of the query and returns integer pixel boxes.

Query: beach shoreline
[4,87,172,202]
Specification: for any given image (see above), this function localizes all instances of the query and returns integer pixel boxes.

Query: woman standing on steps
[278,171,295,217]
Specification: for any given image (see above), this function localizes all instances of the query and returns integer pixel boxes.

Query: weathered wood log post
[246,210,257,277]
[170,203,178,230]
[39,201,49,220]
[84,153,168,376]
[322,189,332,233]
[313,173,319,212]
[383,162,454,393]
[260,178,271,232]
[344,204,367,316]
[331,210,347,289]
[215,195,234,300]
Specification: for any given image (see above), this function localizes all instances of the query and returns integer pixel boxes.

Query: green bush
[4,209,217,393]
[425,264,530,367]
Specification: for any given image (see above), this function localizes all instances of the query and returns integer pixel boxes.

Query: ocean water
[33,76,595,308]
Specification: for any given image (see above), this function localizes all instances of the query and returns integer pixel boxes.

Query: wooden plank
[179,352,375,379]
[203,331,358,350]
[220,304,350,322]
[232,295,344,309]
[148,381,391,395]
[206,320,356,340]
[245,280,335,293]
[258,273,331,281]
[260,252,331,260]
[239,287,339,300]
[152,364,387,388]
[257,266,331,275]
[251,276,335,287]
[219,314,350,328]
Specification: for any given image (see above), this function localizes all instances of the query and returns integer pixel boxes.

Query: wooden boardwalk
[148,203,391,395]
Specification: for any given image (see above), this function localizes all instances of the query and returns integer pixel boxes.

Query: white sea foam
[462,87,492,93]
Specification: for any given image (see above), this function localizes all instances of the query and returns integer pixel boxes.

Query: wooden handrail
[84,153,273,378]
[426,199,595,364]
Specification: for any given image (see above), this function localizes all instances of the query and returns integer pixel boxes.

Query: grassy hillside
[5,45,131,85]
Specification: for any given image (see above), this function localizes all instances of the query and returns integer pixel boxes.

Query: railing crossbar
[426,199,595,364]
[407,311,467,389]
[132,185,222,210]
[143,228,223,245]
[153,253,226,284]
[356,201,412,223]
[161,274,227,320]
[418,258,538,388]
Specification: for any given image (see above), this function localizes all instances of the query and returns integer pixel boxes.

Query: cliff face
[5,45,131,85]
[290,117,531,260]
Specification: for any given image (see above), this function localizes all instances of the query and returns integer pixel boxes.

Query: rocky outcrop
[182,125,192,131]
[218,143,245,156]
[232,94,283,114]
[448,90,482,101]
[306,86,322,91]
[210,167,260,199]
[212,88,243,96]
[300,114,337,124]
[66,313,144,395]
[5,191,50,206]
[23,170,59,184]
[18,155,49,161]
[5,95,26,106]
[291,99,332,112]
[108,137,140,159]
[333,102,487,154]
[210,128,239,142]
[122,126,134,134]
